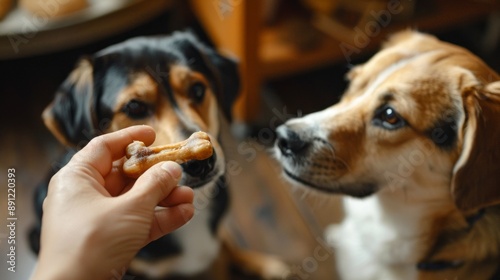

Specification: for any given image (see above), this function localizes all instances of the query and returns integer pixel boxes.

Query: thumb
[127,161,183,207]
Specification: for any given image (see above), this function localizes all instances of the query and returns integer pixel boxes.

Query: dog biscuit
[123,131,213,178]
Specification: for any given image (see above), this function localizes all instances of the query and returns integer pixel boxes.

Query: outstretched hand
[32,126,194,280]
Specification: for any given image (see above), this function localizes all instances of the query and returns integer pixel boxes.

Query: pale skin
[31,126,195,280]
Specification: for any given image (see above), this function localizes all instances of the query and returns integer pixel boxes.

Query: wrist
[31,248,100,280]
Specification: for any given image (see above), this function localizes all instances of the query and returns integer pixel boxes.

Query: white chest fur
[325,193,439,280]
[168,203,221,275]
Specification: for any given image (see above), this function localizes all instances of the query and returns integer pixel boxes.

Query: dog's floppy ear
[200,48,240,121]
[172,31,240,120]
[42,58,98,147]
[452,80,500,212]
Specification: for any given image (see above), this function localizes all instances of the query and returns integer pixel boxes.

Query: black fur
[50,73,98,146]
[209,177,230,233]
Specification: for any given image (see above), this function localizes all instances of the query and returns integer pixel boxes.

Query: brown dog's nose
[276,125,309,156]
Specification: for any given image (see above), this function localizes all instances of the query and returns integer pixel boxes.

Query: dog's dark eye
[373,106,406,130]
[122,100,152,119]
[188,82,206,104]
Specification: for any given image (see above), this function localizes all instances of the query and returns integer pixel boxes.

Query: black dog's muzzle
[181,149,216,180]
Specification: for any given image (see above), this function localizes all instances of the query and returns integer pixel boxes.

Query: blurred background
[0,0,499,279]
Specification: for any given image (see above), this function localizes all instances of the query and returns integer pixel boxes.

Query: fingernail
[161,161,182,180]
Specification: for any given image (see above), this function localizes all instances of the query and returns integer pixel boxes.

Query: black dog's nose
[182,151,216,179]
[276,125,309,156]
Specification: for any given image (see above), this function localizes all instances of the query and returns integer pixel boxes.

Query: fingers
[149,204,194,241]
[128,161,194,241]
[158,186,194,207]
[103,159,133,196]
[127,161,183,207]
[71,125,156,176]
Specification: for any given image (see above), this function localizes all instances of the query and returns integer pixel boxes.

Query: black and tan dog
[30,31,288,280]
[275,31,500,279]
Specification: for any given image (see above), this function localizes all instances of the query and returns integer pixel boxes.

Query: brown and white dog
[275,31,500,279]
[30,31,288,280]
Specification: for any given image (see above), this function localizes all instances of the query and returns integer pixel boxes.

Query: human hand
[32,126,194,280]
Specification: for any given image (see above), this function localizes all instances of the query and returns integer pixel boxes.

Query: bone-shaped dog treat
[123,131,213,178]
